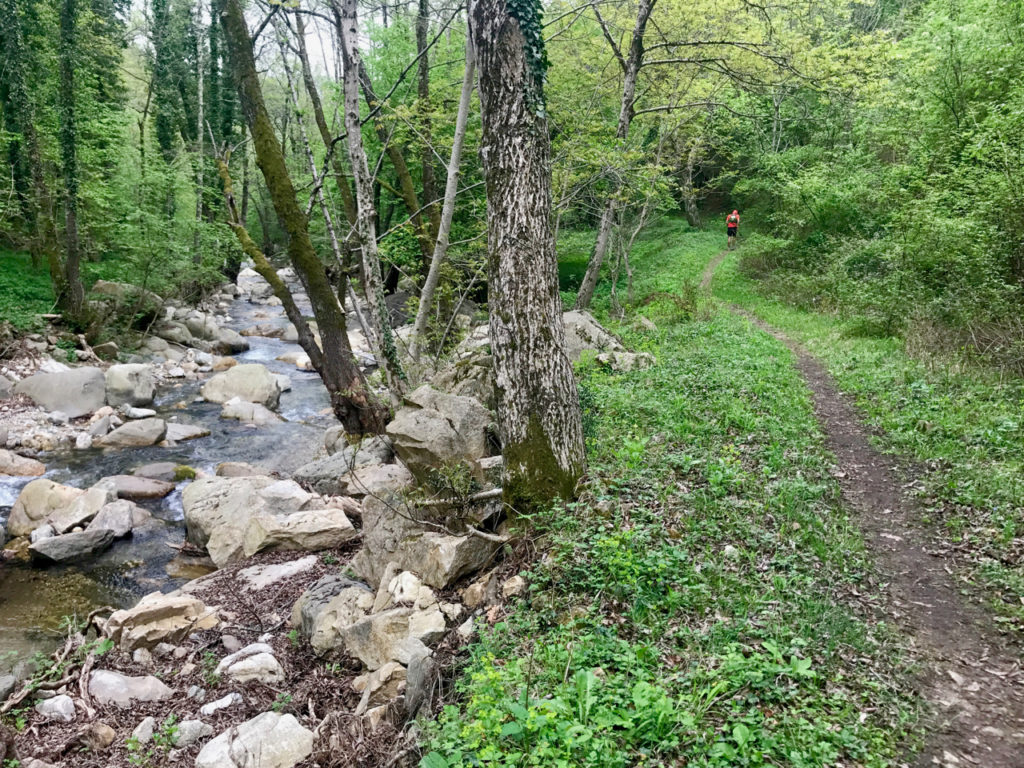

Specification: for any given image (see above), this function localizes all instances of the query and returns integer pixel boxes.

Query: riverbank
[421,227,921,766]
[1,263,654,767]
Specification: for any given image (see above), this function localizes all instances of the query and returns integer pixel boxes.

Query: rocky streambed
[0,267,653,768]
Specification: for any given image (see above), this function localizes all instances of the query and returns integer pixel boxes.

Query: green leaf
[420,752,449,768]
[733,723,751,748]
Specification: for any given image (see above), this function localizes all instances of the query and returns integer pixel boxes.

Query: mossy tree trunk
[470,0,586,509]
[58,0,86,323]
[220,0,388,435]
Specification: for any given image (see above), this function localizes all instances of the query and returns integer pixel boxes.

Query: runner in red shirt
[726,210,740,250]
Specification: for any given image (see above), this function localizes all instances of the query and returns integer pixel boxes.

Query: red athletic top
[726,212,740,227]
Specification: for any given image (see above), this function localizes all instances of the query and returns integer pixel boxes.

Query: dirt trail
[699,249,729,290]
[702,253,1024,766]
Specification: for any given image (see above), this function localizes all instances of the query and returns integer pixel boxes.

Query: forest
[0,0,1022,765]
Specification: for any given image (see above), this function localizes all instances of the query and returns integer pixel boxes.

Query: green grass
[422,221,918,767]
[0,250,56,329]
[712,247,1024,628]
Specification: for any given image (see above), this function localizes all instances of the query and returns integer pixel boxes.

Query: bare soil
[731,305,1024,767]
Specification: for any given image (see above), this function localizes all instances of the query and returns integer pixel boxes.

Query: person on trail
[726,210,740,250]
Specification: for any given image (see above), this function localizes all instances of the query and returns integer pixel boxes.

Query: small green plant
[321,553,338,565]
[173,465,197,481]
[287,629,301,647]
[201,651,220,686]
[126,716,177,766]
[271,693,293,712]
[153,715,179,750]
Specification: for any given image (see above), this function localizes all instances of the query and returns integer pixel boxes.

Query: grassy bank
[422,222,918,767]
[712,245,1024,629]
[0,250,56,329]
[0,246,228,332]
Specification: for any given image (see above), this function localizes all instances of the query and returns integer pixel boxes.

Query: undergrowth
[422,225,918,766]
[714,245,1024,629]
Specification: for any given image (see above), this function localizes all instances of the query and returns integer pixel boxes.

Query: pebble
[75,433,92,450]
[172,719,213,747]
[35,694,76,722]
[132,716,156,745]
[199,692,243,717]
[133,647,153,665]
[47,411,69,425]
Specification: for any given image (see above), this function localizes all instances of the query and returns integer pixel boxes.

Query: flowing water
[0,288,337,674]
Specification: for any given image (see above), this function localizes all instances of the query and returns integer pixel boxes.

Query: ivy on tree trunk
[470,0,586,509]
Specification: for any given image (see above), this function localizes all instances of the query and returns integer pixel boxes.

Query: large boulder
[13,367,106,418]
[292,436,393,495]
[105,364,155,407]
[212,327,250,355]
[91,280,162,309]
[220,400,283,426]
[200,364,281,408]
[195,712,313,768]
[100,475,175,500]
[49,485,116,533]
[95,418,167,448]
[292,576,374,653]
[242,505,357,560]
[339,607,438,670]
[183,476,276,564]
[0,449,46,477]
[561,309,626,359]
[29,528,115,563]
[164,422,210,442]
[183,475,354,566]
[334,463,414,499]
[104,591,218,650]
[385,386,492,481]
[87,500,151,538]
[430,353,496,410]
[351,494,498,590]
[8,479,83,537]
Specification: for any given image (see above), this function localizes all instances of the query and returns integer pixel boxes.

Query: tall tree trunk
[276,18,371,344]
[682,138,701,228]
[193,0,206,264]
[58,0,86,322]
[294,13,358,227]
[470,0,586,508]
[416,0,440,236]
[220,0,388,434]
[336,0,406,398]
[410,33,475,364]
[574,0,656,310]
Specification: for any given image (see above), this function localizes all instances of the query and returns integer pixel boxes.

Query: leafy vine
[506,0,549,116]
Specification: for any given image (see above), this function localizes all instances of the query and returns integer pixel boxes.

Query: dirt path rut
[703,252,1024,766]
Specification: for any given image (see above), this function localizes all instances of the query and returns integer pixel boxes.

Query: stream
[0,284,338,675]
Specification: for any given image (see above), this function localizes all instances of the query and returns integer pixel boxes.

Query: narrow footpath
[703,252,1024,767]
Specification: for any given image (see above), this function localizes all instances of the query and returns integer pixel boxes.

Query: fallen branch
[418,488,503,508]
